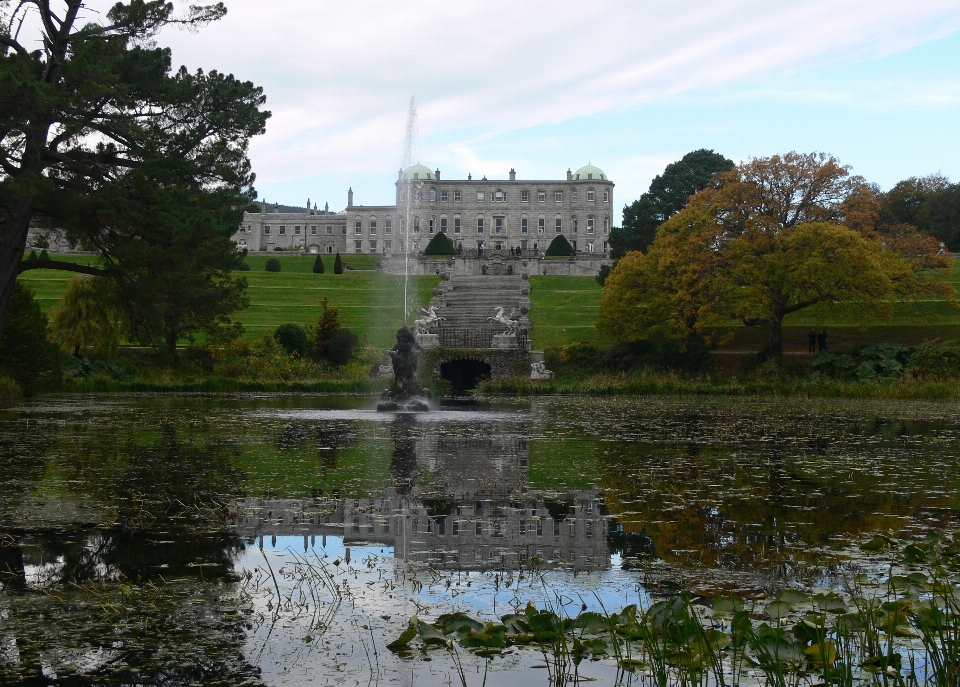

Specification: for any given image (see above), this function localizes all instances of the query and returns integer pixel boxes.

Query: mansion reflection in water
[231,418,610,570]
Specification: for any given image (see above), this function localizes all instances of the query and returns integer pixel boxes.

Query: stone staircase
[430,274,531,349]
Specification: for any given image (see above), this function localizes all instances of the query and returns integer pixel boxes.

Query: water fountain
[377,98,431,412]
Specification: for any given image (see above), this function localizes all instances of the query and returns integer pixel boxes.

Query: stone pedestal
[415,333,440,349]
[492,334,517,350]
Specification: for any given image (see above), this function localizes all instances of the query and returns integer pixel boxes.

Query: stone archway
[439,359,492,393]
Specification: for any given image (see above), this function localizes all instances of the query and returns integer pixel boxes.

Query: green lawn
[528,276,606,350]
[17,253,437,349]
[17,253,960,352]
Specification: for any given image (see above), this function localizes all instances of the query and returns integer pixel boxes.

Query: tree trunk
[0,203,36,341]
[165,327,179,359]
[765,315,784,357]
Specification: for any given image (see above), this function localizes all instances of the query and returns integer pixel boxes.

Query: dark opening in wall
[440,359,492,393]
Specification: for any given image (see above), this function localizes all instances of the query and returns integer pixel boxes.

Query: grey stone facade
[232,164,615,257]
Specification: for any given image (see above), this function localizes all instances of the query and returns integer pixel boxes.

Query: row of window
[401,188,610,203]
[402,518,595,538]
[349,216,609,236]
[258,225,343,236]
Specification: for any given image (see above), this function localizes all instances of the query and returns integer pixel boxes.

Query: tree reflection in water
[0,422,262,685]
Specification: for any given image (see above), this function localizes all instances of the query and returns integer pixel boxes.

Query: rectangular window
[475,520,482,536]
[354,220,361,235]
[603,190,609,202]
[519,519,527,535]
[495,217,503,234]
[454,217,461,234]
[572,192,578,203]
[385,219,392,235]
[369,240,377,252]
[477,218,484,234]
[263,226,271,235]
[440,218,447,233]
[429,188,436,202]
[279,226,286,235]
[354,240,362,253]
[537,520,543,536]
[521,218,528,234]
[494,190,504,202]
[441,190,448,202]
[555,218,562,234]
[587,189,595,201]
[585,521,593,537]
[454,191,461,202]
[555,192,563,203]
[429,218,434,234]
[538,218,545,234]
[413,216,420,233]
[370,220,377,235]
[538,192,546,202]
[341,226,346,235]
[452,520,459,535]
[587,218,595,234]
[311,226,317,235]
[604,218,609,232]
[477,192,484,202]
[554,520,561,536]
[521,191,529,202]
[383,521,390,534]
[438,519,445,535]
[385,240,392,252]
[574,219,578,234]
[588,241,594,252]
[294,226,301,235]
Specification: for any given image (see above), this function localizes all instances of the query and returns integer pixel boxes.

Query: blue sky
[151,1,960,221]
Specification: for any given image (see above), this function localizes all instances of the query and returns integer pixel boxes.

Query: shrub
[265,257,281,272]
[909,339,960,380]
[274,323,310,358]
[334,252,343,274]
[238,261,251,271]
[27,250,38,262]
[33,233,50,249]
[313,253,325,274]
[424,231,456,256]
[0,281,60,393]
[596,263,612,286]
[325,328,359,366]
[39,249,49,261]
[545,234,575,257]
[811,343,915,383]
[0,376,20,407]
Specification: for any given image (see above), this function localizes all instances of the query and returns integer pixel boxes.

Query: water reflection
[233,413,610,570]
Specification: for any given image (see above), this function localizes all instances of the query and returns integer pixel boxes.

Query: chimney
[274,202,279,213]
[509,168,516,182]
[307,198,312,215]
[325,202,329,213]
[347,187,354,208]
[468,173,472,181]
[435,169,441,180]
[261,199,266,214]
[566,168,572,181]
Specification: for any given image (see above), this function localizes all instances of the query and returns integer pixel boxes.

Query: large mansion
[232,163,615,256]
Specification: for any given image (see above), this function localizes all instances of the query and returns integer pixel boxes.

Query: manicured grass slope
[528,276,606,350]
[18,253,438,349]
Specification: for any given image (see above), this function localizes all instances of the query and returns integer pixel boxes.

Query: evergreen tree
[545,234,575,257]
[313,253,325,274]
[423,231,456,256]
[334,253,344,274]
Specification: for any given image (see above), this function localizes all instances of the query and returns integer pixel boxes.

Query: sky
[89,2,960,219]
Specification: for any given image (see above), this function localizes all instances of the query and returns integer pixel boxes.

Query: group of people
[468,244,539,257]
[808,328,829,353]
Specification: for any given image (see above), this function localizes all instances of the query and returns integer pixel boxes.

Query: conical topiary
[27,250,38,262]
[39,249,49,261]
[334,252,343,274]
[313,252,325,274]
[545,234,575,257]
[423,231,456,256]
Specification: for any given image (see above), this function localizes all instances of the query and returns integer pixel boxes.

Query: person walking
[817,329,829,352]
[808,328,817,354]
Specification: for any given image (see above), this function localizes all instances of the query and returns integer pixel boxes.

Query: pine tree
[334,253,343,274]
[313,253,325,274]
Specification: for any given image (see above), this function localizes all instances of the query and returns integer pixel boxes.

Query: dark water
[1,394,958,685]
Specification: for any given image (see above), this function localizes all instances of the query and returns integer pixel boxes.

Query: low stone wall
[380,254,610,277]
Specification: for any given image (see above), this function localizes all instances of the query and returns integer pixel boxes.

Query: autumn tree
[1,0,269,348]
[598,152,954,356]
[51,276,124,358]
[610,149,734,258]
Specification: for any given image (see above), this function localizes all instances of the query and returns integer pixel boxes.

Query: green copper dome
[574,164,606,181]
[400,163,436,180]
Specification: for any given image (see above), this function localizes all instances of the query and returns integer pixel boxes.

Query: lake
[1,394,958,685]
